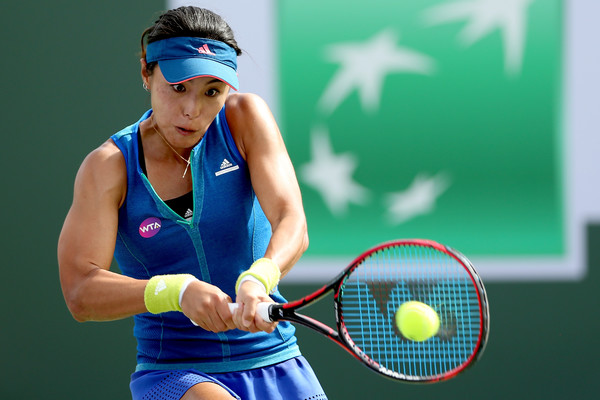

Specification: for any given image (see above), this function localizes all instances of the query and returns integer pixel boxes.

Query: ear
[140,58,150,88]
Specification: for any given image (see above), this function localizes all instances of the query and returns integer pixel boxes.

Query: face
[142,62,230,148]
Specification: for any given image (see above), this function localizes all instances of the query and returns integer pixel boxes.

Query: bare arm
[227,93,309,276]
[226,93,308,331]
[57,140,147,322]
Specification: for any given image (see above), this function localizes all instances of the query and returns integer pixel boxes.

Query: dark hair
[141,6,242,75]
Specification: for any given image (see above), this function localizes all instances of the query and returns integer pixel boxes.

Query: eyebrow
[170,77,228,87]
[204,78,228,86]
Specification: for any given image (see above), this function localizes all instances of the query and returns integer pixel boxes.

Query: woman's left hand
[232,281,278,333]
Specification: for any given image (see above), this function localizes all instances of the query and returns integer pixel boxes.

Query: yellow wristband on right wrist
[144,274,196,314]
[235,258,281,294]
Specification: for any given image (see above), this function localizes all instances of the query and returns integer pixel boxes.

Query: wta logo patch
[139,217,161,238]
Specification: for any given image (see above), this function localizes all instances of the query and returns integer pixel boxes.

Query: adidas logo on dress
[215,158,239,176]
[220,159,233,169]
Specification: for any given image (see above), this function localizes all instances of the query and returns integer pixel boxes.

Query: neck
[151,115,191,178]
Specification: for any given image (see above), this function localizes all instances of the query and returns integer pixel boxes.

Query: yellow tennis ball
[395,301,440,342]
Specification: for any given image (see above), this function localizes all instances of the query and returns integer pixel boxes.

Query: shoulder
[81,139,127,176]
[225,92,273,126]
[224,93,280,159]
[225,91,267,111]
[75,139,127,207]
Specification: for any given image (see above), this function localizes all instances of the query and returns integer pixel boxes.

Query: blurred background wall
[1,0,598,398]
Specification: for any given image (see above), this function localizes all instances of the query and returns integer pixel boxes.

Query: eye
[205,88,220,97]
[171,84,186,93]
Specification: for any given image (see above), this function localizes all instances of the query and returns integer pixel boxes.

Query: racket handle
[228,302,273,322]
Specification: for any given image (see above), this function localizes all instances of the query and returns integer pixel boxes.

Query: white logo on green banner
[278,0,564,260]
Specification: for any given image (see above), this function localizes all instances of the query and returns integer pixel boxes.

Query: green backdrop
[1,1,598,398]
[279,0,564,257]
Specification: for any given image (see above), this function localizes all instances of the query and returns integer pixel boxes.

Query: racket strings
[339,244,482,380]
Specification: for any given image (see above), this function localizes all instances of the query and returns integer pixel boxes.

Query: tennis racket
[231,239,489,383]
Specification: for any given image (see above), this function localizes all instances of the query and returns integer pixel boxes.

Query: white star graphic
[385,172,451,224]
[318,29,435,115]
[423,0,534,76]
[300,126,370,217]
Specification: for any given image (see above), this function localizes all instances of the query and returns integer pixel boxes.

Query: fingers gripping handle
[228,302,273,322]
[190,302,273,326]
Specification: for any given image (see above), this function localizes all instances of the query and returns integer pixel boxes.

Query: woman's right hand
[180,280,237,332]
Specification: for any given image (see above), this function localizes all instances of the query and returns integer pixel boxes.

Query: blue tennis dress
[110,108,301,373]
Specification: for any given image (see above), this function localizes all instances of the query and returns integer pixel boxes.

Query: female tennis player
[58,6,327,400]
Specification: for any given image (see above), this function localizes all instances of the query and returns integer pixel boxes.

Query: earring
[143,82,149,92]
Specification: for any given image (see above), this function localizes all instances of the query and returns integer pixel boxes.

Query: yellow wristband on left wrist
[235,258,281,295]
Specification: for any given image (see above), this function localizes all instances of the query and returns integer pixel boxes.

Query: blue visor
[146,37,239,90]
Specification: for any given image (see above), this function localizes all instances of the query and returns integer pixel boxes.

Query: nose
[182,96,202,119]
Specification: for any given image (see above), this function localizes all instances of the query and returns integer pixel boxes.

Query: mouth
[176,126,197,136]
